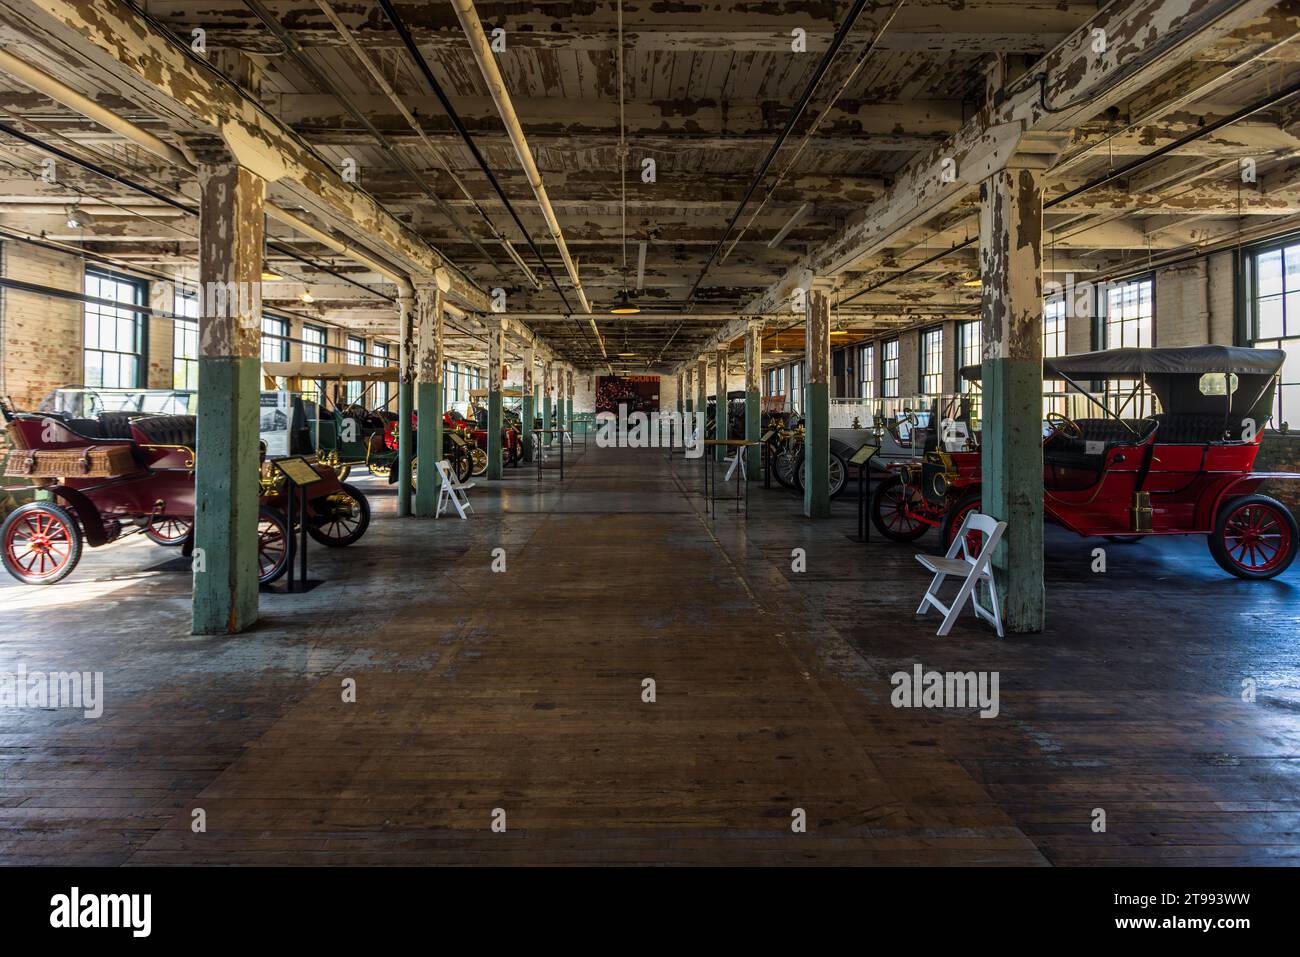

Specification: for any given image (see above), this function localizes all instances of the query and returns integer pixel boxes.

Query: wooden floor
[2,444,1299,865]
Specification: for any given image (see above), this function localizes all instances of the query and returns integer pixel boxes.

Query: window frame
[83,268,148,389]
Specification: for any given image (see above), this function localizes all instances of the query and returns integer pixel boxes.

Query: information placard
[848,444,879,467]
[273,455,326,486]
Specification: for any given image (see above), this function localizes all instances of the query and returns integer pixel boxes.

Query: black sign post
[270,455,326,593]
[849,443,879,543]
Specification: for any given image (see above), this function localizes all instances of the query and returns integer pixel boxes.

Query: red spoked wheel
[144,515,192,546]
[871,474,932,542]
[1209,494,1297,580]
[257,506,291,585]
[1,502,83,584]
[941,491,985,556]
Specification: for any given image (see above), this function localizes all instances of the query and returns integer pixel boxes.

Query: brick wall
[898,328,920,396]
[1,242,83,410]
[1155,260,1210,347]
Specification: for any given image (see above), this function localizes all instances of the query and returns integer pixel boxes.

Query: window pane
[1259,250,1284,297]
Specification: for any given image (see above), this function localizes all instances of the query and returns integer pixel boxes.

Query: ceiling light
[300,290,314,303]
[65,208,93,229]
[830,329,849,336]
[609,290,640,315]
[770,345,785,354]
[617,351,636,357]
[962,277,982,288]
[261,264,283,281]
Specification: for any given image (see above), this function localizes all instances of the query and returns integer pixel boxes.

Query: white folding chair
[723,450,747,482]
[434,458,475,519]
[915,511,1006,637]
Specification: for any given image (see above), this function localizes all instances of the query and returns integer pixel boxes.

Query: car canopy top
[959,346,1286,421]
[262,361,399,383]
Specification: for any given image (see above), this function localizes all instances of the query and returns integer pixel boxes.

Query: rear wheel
[257,506,290,585]
[872,475,932,542]
[942,491,985,555]
[306,482,371,547]
[144,515,192,546]
[1209,494,1297,580]
[2,502,83,584]
[773,446,798,489]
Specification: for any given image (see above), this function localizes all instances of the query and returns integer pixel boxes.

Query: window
[920,326,944,396]
[261,316,289,363]
[345,336,366,405]
[84,269,146,388]
[1249,238,1300,427]
[1042,300,1067,417]
[173,293,199,391]
[371,342,391,410]
[301,325,328,404]
[955,320,981,419]
[1102,277,1155,416]
[858,343,875,399]
[881,339,899,398]
[789,363,803,413]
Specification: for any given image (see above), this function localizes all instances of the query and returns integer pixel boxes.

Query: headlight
[931,472,948,498]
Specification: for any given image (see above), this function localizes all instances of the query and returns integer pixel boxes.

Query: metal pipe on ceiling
[446,0,606,360]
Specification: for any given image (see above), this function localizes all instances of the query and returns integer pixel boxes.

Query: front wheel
[2,502,83,584]
[871,475,931,542]
[470,446,489,477]
[144,515,192,546]
[1209,494,1297,580]
[306,482,371,548]
[795,451,848,500]
[257,506,291,585]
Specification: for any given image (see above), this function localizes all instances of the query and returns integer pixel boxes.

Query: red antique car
[1,403,369,585]
[872,346,1300,579]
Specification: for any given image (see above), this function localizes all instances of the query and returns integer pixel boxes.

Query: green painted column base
[542,396,552,447]
[714,400,727,462]
[521,396,535,463]
[981,356,1045,633]
[803,381,830,518]
[397,380,413,517]
[487,390,503,480]
[192,356,260,635]
[414,382,443,516]
[744,389,761,475]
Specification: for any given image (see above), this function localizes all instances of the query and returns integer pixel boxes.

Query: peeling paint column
[542,360,553,445]
[565,367,574,434]
[684,366,694,417]
[396,290,415,517]
[714,348,728,462]
[696,357,708,454]
[414,284,444,517]
[980,162,1045,633]
[554,363,566,433]
[192,161,264,636]
[487,319,504,480]
[744,321,762,476]
[521,345,535,463]
[804,278,833,518]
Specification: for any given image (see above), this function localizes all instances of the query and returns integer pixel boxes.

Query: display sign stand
[849,443,880,543]
[760,430,774,489]
[269,455,326,593]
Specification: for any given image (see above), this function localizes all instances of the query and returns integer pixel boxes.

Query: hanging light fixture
[261,264,283,281]
[300,289,315,304]
[610,289,640,315]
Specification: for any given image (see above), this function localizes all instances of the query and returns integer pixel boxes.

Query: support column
[676,372,684,417]
[192,161,264,635]
[414,285,444,516]
[554,364,565,432]
[980,163,1046,633]
[696,357,707,452]
[684,367,694,416]
[744,321,762,475]
[487,319,504,480]
[396,292,415,517]
[804,278,832,518]
[565,368,574,431]
[521,345,535,463]
[714,347,728,461]
[542,360,553,443]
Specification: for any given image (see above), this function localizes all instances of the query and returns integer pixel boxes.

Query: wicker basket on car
[4,445,137,479]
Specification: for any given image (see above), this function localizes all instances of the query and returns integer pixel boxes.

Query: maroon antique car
[1,403,369,585]
[872,346,1300,579]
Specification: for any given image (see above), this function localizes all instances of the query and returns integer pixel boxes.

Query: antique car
[872,346,1299,580]
[379,411,475,484]
[461,391,524,472]
[0,399,370,585]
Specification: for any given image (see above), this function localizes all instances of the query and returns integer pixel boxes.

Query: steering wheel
[901,410,920,427]
[1045,411,1083,439]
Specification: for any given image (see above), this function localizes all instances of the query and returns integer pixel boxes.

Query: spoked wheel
[470,446,489,476]
[871,475,932,542]
[144,515,192,546]
[306,482,371,548]
[1,502,83,584]
[1209,494,1298,580]
[773,448,799,489]
[257,506,291,585]
[941,491,985,555]
[795,451,849,500]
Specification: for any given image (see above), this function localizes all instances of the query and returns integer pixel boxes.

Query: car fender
[45,485,109,546]
[1209,471,1300,520]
